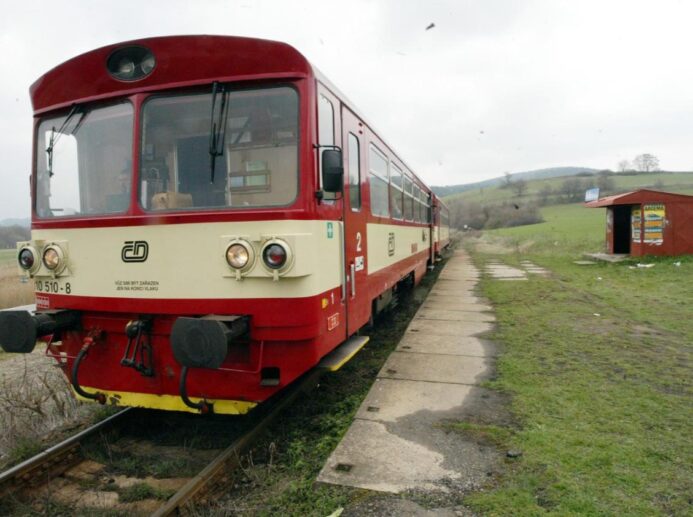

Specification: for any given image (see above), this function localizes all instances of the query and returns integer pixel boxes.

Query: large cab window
[140,86,299,210]
[35,102,134,218]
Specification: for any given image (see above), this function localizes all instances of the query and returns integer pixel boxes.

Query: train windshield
[140,86,299,211]
[35,102,134,218]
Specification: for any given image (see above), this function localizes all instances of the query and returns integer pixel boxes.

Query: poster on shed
[631,208,641,242]
[643,204,665,244]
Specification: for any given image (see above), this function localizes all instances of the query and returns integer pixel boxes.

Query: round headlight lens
[18,248,35,270]
[42,247,61,270]
[140,53,156,74]
[263,243,287,269]
[116,58,136,79]
[106,46,156,81]
[226,243,250,269]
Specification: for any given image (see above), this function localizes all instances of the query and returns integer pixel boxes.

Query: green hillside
[490,203,605,252]
[445,171,693,206]
[432,166,598,197]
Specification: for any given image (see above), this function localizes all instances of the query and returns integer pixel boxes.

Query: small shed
[585,189,693,256]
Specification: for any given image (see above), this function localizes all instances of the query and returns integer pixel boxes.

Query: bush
[450,199,543,230]
[484,202,544,229]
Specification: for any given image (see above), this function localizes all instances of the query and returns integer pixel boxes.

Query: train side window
[368,144,389,217]
[348,133,361,210]
[389,163,403,220]
[403,175,414,221]
[417,188,425,223]
[426,193,432,223]
[318,95,334,188]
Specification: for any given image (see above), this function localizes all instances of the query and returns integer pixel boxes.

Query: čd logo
[121,241,149,263]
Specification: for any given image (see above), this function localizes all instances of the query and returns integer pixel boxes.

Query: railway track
[0,408,133,500]
[0,357,343,515]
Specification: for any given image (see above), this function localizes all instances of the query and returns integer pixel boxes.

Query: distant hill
[444,170,693,212]
[0,217,30,228]
[0,225,30,249]
[432,167,599,197]
[443,170,693,230]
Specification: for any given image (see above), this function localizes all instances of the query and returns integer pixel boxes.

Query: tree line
[617,153,660,173]
[0,225,30,249]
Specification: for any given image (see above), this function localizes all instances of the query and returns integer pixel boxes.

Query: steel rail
[0,407,132,497]
[152,369,323,516]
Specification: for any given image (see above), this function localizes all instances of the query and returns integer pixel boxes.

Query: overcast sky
[2,0,693,220]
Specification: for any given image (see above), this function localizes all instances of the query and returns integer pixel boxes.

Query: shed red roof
[585,189,693,208]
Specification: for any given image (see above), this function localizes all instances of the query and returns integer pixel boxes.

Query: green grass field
[464,205,692,516]
[491,203,605,251]
[445,171,693,205]
[0,249,16,266]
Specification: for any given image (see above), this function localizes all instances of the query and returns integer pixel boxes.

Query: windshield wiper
[46,104,85,177]
[208,82,230,183]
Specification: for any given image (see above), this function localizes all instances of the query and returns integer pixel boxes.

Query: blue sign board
[585,188,600,202]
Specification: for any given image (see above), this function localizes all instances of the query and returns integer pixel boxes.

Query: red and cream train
[0,36,450,414]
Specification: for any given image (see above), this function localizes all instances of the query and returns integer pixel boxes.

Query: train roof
[30,34,434,193]
[30,35,312,114]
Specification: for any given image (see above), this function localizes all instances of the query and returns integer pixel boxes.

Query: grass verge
[463,210,692,515]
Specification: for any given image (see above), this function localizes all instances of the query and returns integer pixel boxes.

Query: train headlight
[116,58,136,79]
[226,242,252,270]
[140,53,156,75]
[261,240,292,272]
[42,245,64,271]
[107,46,156,81]
[18,247,38,273]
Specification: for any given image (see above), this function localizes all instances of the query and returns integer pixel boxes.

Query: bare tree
[633,154,660,173]
[511,178,528,197]
[617,159,631,173]
[560,178,587,202]
[597,172,615,193]
[538,184,553,205]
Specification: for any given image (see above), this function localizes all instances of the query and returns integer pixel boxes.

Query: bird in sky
[425,23,435,30]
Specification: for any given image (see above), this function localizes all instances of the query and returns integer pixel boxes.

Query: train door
[341,108,370,335]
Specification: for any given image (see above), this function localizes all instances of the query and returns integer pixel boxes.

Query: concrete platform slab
[318,249,503,497]
[436,278,479,285]
[416,309,495,323]
[355,378,474,422]
[379,352,490,385]
[317,419,462,493]
[421,301,493,312]
[485,265,526,279]
[427,289,481,302]
[396,334,496,357]
[425,292,488,302]
[407,318,494,337]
